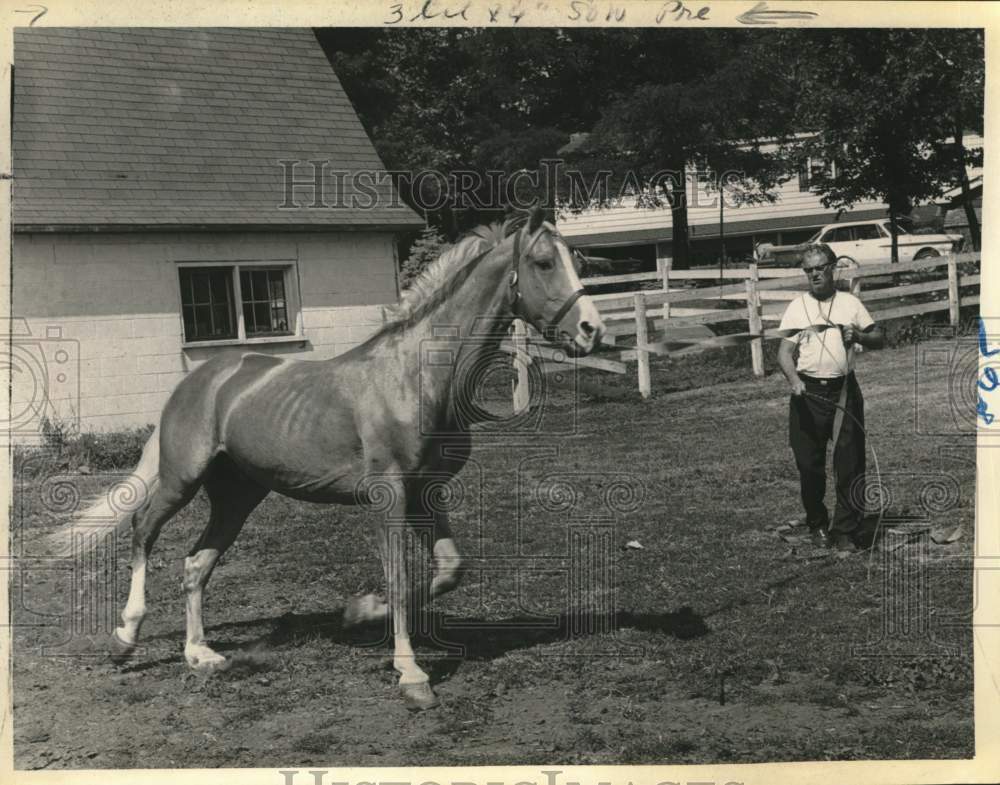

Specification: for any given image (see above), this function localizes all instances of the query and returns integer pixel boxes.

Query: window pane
[192,273,211,304]
[272,305,289,333]
[235,267,293,336]
[243,301,256,333]
[253,302,271,332]
[178,267,237,341]
[209,272,229,304]
[251,270,267,299]
[194,305,212,337]
[212,304,232,336]
[269,273,285,300]
[855,225,880,241]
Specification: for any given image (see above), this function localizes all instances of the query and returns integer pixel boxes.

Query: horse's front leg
[345,500,463,625]
[375,477,438,711]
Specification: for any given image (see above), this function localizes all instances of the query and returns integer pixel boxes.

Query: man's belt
[798,372,854,389]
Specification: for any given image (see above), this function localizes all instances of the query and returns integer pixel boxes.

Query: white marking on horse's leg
[430,536,462,598]
[182,548,226,668]
[393,640,427,685]
[382,514,429,686]
[115,562,146,645]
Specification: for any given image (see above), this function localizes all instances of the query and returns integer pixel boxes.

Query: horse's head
[508,209,605,356]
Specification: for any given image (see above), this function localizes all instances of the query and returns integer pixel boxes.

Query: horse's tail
[42,426,161,558]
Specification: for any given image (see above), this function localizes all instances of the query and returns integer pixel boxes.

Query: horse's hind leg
[183,456,268,669]
[115,480,199,654]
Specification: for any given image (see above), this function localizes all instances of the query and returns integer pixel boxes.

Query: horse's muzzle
[557,320,604,358]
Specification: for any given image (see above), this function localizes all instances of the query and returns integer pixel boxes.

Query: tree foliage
[315,28,984,269]
[399,225,451,290]
[770,29,984,260]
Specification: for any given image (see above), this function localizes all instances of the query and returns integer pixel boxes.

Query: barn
[11,27,423,439]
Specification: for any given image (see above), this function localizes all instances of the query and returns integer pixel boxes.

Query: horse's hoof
[400,681,440,711]
[185,645,227,670]
[108,629,136,664]
[343,594,383,628]
[187,654,227,671]
[343,596,366,628]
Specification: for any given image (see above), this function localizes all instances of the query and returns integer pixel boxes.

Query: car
[756,218,964,270]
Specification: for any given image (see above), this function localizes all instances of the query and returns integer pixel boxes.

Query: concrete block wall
[11,230,400,436]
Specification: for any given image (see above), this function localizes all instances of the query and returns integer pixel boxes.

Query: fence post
[634,292,652,398]
[947,256,960,327]
[511,318,531,414]
[745,262,765,378]
[657,255,672,322]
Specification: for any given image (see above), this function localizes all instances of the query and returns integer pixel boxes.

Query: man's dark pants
[789,372,866,534]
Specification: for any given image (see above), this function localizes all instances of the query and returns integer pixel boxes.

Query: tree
[771,30,984,262]
[927,29,985,250]
[400,225,452,290]
[316,28,601,237]
[573,30,795,269]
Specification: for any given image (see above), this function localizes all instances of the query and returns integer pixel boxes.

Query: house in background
[11,27,423,437]
[557,133,984,269]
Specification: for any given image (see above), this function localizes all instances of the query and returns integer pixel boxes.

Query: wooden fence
[503,252,980,406]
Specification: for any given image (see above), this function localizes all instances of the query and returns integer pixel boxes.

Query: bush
[15,420,155,477]
[400,225,451,290]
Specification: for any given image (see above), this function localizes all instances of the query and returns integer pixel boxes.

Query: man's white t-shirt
[778,290,874,378]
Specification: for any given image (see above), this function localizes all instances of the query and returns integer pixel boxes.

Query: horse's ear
[527,205,545,234]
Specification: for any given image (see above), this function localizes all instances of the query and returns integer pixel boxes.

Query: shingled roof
[13,28,424,231]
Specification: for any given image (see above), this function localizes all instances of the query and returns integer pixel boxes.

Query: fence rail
[509,252,980,403]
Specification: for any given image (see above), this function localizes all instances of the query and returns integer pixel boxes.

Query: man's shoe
[809,528,831,549]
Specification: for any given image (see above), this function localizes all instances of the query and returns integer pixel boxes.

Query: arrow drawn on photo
[737,2,818,25]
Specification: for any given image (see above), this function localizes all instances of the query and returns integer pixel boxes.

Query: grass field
[11,336,976,769]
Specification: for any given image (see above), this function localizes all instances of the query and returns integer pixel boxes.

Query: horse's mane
[380,217,523,331]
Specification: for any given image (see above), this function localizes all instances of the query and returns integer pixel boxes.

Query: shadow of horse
[185,605,710,677]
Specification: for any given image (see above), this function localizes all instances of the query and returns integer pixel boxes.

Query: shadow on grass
[110,605,708,676]
[213,604,707,658]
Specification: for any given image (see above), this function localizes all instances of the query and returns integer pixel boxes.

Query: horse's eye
[536,259,555,271]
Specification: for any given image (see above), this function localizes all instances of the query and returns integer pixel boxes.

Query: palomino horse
[47,207,605,710]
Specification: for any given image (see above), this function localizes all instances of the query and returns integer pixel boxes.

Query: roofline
[563,207,892,248]
[13,221,427,234]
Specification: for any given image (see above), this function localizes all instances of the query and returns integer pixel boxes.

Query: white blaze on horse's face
[517,227,605,356]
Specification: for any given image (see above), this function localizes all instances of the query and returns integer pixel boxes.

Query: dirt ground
[10,339,976,769]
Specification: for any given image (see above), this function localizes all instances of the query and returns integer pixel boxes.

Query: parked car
[756,219,964,269]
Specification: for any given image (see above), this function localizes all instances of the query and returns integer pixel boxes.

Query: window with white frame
[178,262,300,344]
[797,157,838,192]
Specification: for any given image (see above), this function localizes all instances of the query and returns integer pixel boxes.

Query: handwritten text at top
[384,1,712,25]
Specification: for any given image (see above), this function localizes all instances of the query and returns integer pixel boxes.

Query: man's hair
[801,243,837,268]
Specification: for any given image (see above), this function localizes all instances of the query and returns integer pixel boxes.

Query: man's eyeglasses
[802,261,836,275]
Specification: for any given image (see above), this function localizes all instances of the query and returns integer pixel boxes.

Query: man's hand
[790,377,806,396]
[843,323,885,349]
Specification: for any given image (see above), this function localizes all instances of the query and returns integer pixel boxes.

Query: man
[777,244,884,552]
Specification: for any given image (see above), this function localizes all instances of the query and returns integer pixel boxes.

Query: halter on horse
[46,207,605,710]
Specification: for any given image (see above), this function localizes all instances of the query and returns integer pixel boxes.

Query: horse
[45,207,606,710]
